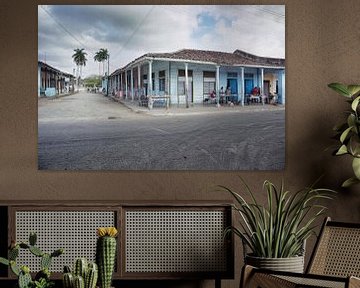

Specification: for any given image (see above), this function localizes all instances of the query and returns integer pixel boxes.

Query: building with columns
[38,61,75,97]
[108,49,285,106]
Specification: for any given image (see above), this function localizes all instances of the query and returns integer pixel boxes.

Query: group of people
[206,85,278,105]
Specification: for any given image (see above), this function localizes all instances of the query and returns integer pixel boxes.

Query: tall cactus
[96,227,118,288]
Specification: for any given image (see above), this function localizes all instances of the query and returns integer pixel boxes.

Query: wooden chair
[241,217,360,288]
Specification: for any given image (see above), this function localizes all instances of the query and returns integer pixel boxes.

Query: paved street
[38,91,285,170]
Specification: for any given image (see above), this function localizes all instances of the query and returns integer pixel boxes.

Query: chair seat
[243,265,360,288]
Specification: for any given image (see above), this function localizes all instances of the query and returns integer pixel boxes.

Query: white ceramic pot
[245,254,305,273]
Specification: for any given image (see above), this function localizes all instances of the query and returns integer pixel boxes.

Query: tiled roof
[38,61,74,78]
[147,49,284,67]
[111,49,284,75]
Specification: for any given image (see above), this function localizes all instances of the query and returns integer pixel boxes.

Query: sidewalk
[111,96,285,116]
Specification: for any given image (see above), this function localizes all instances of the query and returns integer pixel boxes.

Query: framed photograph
[38,5,285,170]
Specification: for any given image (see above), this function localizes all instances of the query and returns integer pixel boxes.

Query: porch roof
[110,49,285,76]
[38,61,74,78]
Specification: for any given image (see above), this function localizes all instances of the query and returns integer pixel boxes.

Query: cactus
[9,246,19,260]
[73,275,85,288]
[96,227,118,288]
[74,258,88,279]
[0,232,64,288]
[18,269,32,288]
[29,245,44,257]
[63,259,98,288]
[41,253,52,270]
[85,262,98,288]
[29,232,37,246]
[63,272,74,288]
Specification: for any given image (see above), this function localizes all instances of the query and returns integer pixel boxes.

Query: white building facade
[108,49,285,106]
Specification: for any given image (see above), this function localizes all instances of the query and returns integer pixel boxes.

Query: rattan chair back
[307,217,360,278]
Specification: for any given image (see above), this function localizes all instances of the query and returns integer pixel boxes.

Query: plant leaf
[352,157,360,179]
[340,126,353,143]
[328,83,352,97]
[342,177,360,188]
[336,145,348,155]
[351,96,360,111]
[347,85,360,97]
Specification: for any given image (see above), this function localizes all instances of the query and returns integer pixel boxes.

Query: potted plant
[328,83,360,187]
[221,179,335,273]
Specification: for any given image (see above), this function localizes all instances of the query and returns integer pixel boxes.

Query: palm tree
[72,48,87,82]
[94,51,102,78]
[98,48,109,76]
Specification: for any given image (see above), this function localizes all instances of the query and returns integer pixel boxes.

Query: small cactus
[73,275,85,288]
[63,259,98,288]
[63,272,74,288]
[96,227,118,288]
[74,258,88,279]
[85,263,98,288]
[18,269,32,288]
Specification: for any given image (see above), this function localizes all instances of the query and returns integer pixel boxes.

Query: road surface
[38,92,285,170]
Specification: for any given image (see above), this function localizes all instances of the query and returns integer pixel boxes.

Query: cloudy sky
[38,5,285,78]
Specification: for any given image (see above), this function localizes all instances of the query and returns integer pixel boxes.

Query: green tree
[72,48,87,81]
[94,48,109,76]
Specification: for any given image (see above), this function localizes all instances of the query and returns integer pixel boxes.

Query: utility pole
[106,54,110,97]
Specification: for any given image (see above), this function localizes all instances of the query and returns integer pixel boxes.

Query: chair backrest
[307,217,360,277]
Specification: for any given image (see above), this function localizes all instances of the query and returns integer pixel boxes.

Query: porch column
[121,72,123,96]
[278,69,285,104]
[131,67,134,101]
[125,70,128,99]
[185,62,189,108]
[38,65,41,97]
[216,65,220,107]
[137,64,141,96]
[148,60,153,95]
[239,67,244,106]
[260,68,264,105]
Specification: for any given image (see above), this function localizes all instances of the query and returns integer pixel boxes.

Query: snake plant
[221,178,335,258]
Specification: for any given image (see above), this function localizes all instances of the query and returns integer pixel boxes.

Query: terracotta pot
[245,254,305,273]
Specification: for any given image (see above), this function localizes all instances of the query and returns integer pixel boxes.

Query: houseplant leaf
[342,177,360,188]
[352,157,360,179]
[328,83,352,97]
[351,96,360,111]
[347,85,360,97]
[336,145,348,155]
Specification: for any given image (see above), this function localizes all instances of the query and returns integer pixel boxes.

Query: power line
[112,6,156,58]
[40,5,91,51]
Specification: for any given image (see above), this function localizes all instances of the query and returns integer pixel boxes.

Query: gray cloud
[38,5,284,77]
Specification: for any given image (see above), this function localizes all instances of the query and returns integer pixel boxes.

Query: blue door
[245,79,253,94]
[227,79,238,102]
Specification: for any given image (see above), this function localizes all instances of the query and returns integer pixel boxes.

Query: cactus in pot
[96,227,118,288]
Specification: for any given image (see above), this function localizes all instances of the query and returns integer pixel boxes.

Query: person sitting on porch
[220,86,225,104]
[225,86,231,103]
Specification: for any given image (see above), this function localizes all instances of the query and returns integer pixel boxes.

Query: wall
[1,1,360,288]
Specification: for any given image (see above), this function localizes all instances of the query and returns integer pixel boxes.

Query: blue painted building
[109,49,285,106]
